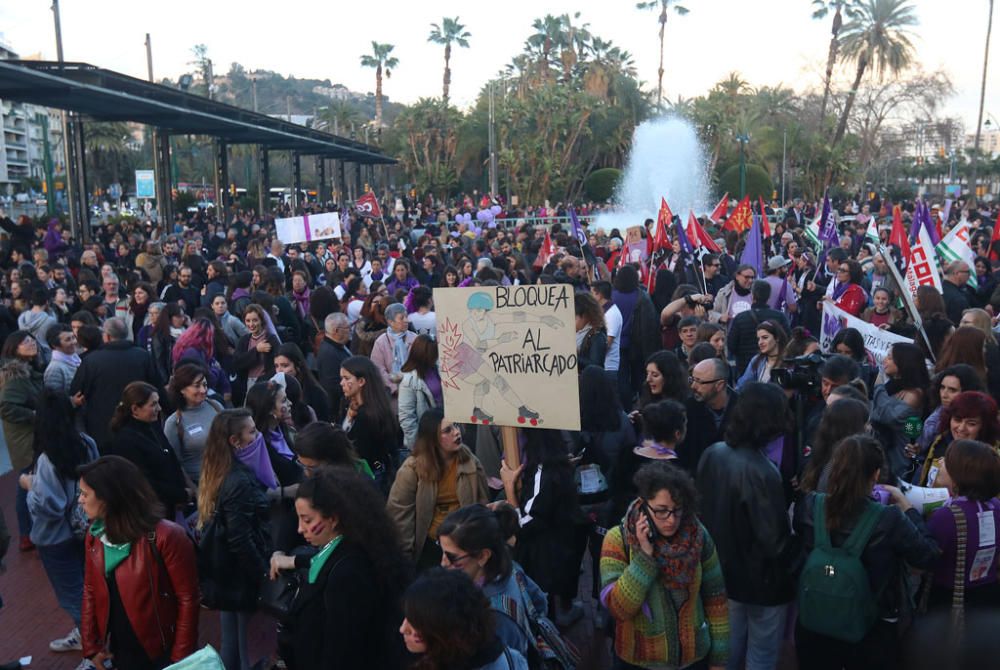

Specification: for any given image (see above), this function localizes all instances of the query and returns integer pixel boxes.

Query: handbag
[258,569,299,619]
[513,569,580,670]
[196,517,231,610]
[948,503,967,651]
[64,479,89,541]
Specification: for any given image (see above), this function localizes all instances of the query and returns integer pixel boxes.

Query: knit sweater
[600,522,728,669]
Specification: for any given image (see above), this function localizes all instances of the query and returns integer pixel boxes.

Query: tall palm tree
[428,17,471,107]
[360,41,399,137]
[812,0,861,123]
[832,0,917,146]
[526,14,566,84]
[636,0,690,108]
[969,0,994,205]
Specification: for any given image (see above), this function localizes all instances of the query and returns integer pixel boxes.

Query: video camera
[769,352,830,396]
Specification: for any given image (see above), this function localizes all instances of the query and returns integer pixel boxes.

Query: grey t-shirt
[164,399,222,484]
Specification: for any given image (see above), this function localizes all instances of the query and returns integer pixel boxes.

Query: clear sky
[1,0,995,131]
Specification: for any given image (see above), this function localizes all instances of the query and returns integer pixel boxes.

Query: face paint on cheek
[309,520,327,537]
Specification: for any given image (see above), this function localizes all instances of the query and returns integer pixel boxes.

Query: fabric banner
[903,216,942,300]
[935,221,978,289]
[821,301,912,366]
[274,212,341,245]
[434,285,580,431]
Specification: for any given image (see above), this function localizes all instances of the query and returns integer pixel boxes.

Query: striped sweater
[600,522,729,669]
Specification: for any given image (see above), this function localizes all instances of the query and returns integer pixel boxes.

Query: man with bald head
[941,260,972,325]
[678,357,737,473]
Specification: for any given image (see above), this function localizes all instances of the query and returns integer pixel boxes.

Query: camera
[769,352,829,396]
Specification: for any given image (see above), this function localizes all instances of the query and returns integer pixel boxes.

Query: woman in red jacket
[827,259,868,317]
[79,456,199,670]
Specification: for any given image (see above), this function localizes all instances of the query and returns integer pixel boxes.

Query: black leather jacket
[696,441,801,605]
[794,492,940,619]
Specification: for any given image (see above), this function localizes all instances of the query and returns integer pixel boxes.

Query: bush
[583,168,622,202]
[718,164,773,201]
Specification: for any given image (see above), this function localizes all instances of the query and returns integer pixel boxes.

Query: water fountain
[593,115,711,234]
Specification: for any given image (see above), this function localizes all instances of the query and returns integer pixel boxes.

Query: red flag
[355,192,382,219]
[724,196,752,233]
[688,211,722,253]
[650,197,673,255]
[534,230,555,269]
[709,193,729,223]
[758,197,772,237]
[990,211,1000,262]
[890,205,911,261]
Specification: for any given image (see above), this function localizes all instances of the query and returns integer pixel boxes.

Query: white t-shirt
[603,304,623,372]
[409,311,437,339]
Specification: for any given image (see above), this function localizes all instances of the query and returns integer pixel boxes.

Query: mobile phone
[642,504,659,540]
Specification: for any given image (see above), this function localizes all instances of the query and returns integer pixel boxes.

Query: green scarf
[90,519,132,575]
[308,535,344,584]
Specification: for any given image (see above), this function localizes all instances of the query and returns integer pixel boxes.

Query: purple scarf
[832,280,851,301]
[268,428,294,460]
[235,432,278,489]
[292,287,311,319]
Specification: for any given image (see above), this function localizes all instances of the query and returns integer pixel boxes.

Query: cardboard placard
[434,285,581,432]
[275,211,342,245]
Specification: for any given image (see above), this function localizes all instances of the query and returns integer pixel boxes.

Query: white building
[965,128,1000,159]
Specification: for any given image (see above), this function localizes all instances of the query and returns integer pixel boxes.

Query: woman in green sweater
[600,461,728,670]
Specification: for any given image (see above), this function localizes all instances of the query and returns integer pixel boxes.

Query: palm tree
[636,0,690,108]
[525,14,566,84]
[969,0,994,205]
[832,0,918,146]
[812,0,861,123]
[360,41,399,137]
[315,101,362,136]
[428,17,471,107]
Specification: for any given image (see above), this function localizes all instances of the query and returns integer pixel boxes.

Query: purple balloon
[490,205,502,216]
[476,210,489,222]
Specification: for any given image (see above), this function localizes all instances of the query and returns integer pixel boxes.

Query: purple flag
[815,192,839,271]
[569,207,588,248]
[739,212,763,276]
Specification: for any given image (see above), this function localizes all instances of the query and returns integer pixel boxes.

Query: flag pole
[878,243,935,362]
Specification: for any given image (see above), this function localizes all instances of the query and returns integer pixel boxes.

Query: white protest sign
[275,211,342,245]
[820,301,912,366]
[434,285,581,431]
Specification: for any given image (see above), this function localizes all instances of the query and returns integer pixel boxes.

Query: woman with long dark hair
[21,390,99,653]
[109,381,190,517]
[125,282,155,343]
[910,364,984,460]
[245,380,302,489]
[872,342,931,478]
[574,292,608,371]
[172,317,230,401]
[799,398,870,493]
[79,456,199,669]
[612,265,660,408]
[274,342,331,423]
[793,435,938,667]
[339,356,401,493]
[500,428,580,624]
[150,303,187,386]
[736,320,789,390]
[196,410,272,670]
[636,350,688,411]
[233,303,281,406]
[397,335,442,451]
[400,568,529,670]
[387,408,489,568]
[0,330,44,550]
[269,467,412,669]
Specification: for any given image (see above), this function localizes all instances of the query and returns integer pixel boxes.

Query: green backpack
[797,494,884,643]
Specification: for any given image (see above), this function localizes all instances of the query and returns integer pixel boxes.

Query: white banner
[275,211,342,245]
[821,301,912,366]
[903,221,942,300]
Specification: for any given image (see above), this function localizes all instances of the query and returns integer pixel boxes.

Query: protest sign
[275,212,342,245]
[434,285,581,432]
[821,301,912,366]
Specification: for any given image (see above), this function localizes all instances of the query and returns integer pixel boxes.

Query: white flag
[935,221,978,289]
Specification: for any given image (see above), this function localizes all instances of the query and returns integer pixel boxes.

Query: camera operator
[802,354,862,453]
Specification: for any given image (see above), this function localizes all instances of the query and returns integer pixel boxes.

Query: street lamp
[735,132,750,199]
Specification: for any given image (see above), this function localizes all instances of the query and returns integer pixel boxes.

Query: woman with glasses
[388,408,489,569]
[163,363,223,485]
[826,259,867,317]
[601,460,729,670]
[269,467,412,670]
[437,505,550,661]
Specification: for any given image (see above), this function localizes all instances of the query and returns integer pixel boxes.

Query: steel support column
[69,113,89,244]
[355,162,362,201]
[214,139,229,222]
[153,131,173,227]
[338,160,346,205]
[292,152,302,210]
[257,146,269,217]
[316,157,328,205]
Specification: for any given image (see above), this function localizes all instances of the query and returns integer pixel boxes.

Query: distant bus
[269,187,315,204]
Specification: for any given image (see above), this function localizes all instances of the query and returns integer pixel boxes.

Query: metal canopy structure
[0,59,393,239]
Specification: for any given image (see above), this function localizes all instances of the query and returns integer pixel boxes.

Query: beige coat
[386,445,489,560]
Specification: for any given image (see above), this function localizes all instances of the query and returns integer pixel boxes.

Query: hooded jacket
[0,358,43,470]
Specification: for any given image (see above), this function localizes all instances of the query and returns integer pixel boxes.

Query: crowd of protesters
[0,191,999,670]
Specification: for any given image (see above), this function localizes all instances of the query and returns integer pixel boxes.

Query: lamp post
[735,133,750,199]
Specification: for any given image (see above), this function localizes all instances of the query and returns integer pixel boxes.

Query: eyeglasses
[437,542,471,566]
[646,505,683,520]
[689,376,722,386]
[738,273,755,280]
[838,267,850,273]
